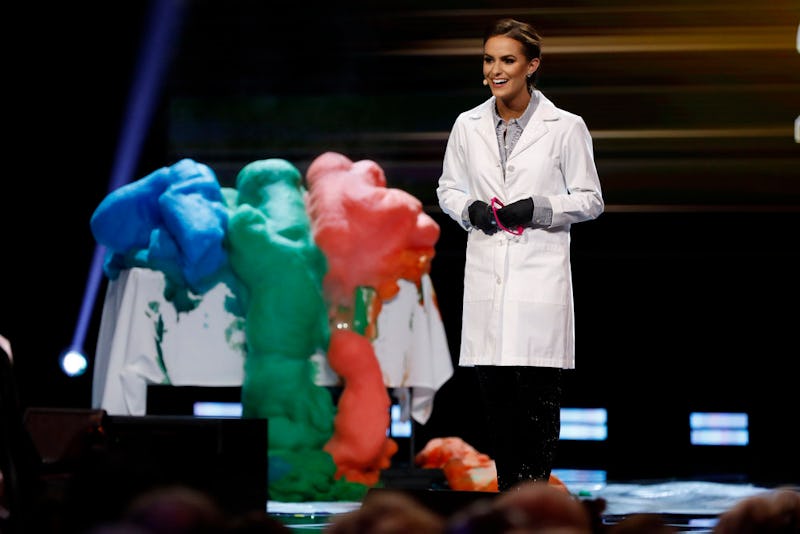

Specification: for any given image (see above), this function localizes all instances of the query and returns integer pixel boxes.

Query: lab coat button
[508,165,515,172]
[496,277,502,285]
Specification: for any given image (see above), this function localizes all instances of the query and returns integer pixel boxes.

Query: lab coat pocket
[507,234,569,305]
[463,237,496,302]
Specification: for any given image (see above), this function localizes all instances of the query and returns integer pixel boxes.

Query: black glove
[468,200,498,234]
[496,197,534,228]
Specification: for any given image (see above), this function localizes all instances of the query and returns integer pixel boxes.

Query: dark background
[5,0,799,485]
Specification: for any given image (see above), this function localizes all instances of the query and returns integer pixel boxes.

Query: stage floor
[267,470,794,532]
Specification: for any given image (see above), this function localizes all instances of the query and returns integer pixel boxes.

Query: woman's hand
[468,201,499,234]
[496,197,534,228]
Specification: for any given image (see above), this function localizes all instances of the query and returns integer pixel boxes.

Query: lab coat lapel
[468,98,501,157]
[509,93,560,161]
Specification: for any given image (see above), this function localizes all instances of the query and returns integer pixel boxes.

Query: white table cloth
[93,268,453,424]
[92,268,247,416]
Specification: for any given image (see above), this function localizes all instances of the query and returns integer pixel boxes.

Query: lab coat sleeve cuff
[460,202,473,229]
[532,195,553,227]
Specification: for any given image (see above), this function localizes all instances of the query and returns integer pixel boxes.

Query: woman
[436,18,604,490]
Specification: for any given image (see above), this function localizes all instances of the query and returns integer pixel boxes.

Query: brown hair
[483,18,542,88]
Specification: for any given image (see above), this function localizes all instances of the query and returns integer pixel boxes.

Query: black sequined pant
[474,365,562,491]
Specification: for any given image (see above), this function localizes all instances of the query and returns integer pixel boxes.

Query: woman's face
[483,35,539,100]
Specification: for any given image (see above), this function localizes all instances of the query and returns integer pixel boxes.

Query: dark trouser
[474,365,562,491]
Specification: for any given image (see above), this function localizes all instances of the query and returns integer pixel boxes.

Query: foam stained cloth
[416,437,567,493]
[416,437,499,492]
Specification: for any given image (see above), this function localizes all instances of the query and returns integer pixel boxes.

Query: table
[92,268,453,424]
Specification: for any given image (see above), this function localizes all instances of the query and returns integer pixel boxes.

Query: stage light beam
[61,0,186,378]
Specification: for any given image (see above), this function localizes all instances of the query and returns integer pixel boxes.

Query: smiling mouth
[491,79,509,86]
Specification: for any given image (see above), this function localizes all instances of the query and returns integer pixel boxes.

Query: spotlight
[60,348,88,377]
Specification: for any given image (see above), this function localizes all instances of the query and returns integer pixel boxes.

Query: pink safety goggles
[490,197,524,236]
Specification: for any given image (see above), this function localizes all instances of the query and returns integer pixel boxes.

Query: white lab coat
[437,91,604,368]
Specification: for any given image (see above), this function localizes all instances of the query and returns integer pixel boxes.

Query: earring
[483,79,488,86]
